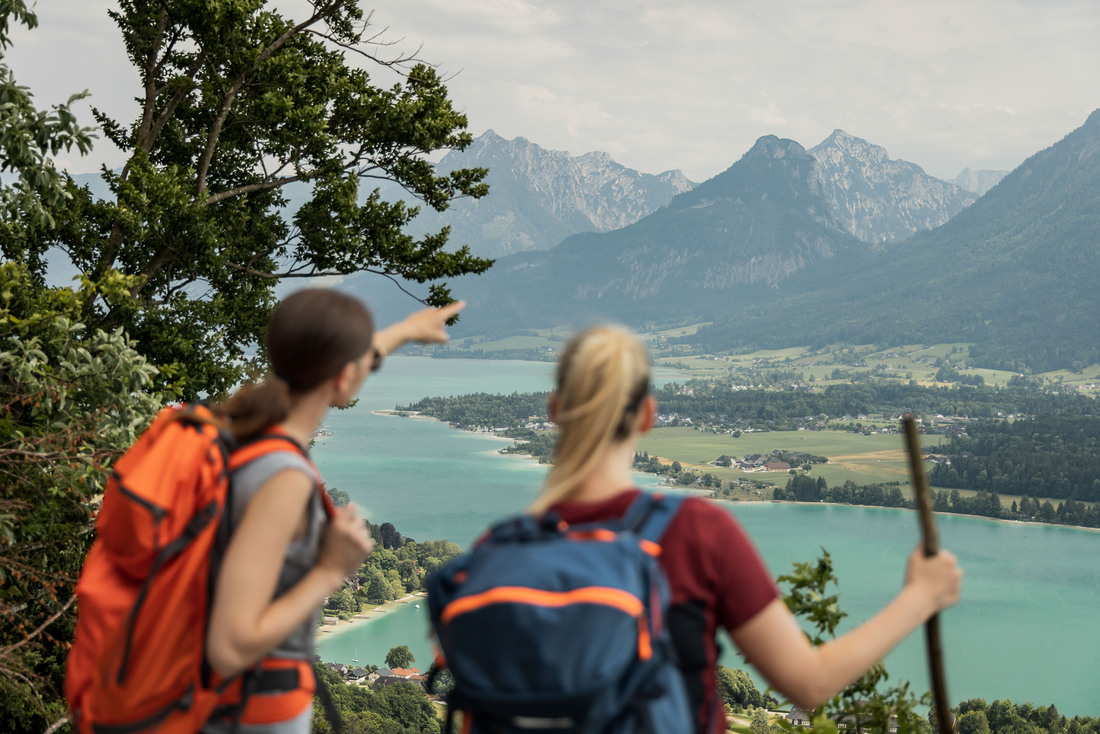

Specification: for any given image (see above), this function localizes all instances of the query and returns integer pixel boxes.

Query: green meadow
[637,426,942,491]
[635,426,1083,512]
[434,330,1100,397]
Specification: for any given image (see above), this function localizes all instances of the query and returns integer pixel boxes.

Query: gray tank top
[229,450,327,658]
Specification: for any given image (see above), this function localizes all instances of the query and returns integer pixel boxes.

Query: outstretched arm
[371,301,466,360]
[732,547,962,711]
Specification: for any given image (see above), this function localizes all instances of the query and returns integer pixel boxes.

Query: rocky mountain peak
[745,135,807,160]
[807,130,975,243]
[415,131,697,257]
[954,168,1008,196]
[815,129,889,165]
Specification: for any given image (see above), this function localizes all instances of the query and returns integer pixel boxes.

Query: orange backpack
[65,403,333,734]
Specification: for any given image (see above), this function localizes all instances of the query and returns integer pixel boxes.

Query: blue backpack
[427,492,692,734]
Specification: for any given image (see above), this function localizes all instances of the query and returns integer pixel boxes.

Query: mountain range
[55,109,1096,374]
[409,110,1100,373]
[408,130,696,257]
[954,167,1009,196]
[351,127,987,322]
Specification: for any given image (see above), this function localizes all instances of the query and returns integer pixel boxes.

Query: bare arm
[206,470,373,677]
[732,547,962,711]
[371,301,465,358]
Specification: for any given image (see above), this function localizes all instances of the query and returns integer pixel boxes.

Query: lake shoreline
[315,592,428,645]
[311,358,1100,716]
[376,410,1100,534]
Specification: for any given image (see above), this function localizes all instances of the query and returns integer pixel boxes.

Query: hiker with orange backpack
[429,326,962,734]
[67,289,463,734]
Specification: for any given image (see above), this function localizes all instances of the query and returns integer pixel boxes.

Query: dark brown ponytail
[215,380,293,441]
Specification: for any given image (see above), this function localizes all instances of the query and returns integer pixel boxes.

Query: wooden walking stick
[902,415,956,734]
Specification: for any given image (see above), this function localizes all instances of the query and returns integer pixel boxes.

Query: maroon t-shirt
[552,489,779,734]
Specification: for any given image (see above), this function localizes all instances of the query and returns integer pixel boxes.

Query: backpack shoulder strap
[621,491,685,543]
[229,430,336,519]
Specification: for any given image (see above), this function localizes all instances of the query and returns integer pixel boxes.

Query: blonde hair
[529,326,651,515]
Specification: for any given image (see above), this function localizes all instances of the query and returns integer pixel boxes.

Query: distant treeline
[427,347,557,362]
[929,416,1100,503]
[773,475,1100,528]
[397,385,1100,527]
[323,492,464,611]
[501,430,556,463]
[397,392,550,429]
[772,476,909,507]
[954,697,1099,734]
[652,380,1098,430]
[400,381,1097,435]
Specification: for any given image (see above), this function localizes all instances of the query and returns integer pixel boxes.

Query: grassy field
[645,341,1045,389]
[645,322,712,339]
[438,329,1100,397]
[635,427,1090,512]
[636,427,941,490]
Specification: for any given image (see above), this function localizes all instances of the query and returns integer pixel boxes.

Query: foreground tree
[0,263,165,733]
[0,3,95,227]
[0,5,167,731]
[311,663,441,734]
[751,708,775,734]
[5,0,492,397]
[0,2,490,728]
[772,551,931,734]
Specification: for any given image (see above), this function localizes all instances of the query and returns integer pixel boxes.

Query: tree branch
[202,173,304,206]
[364,268,430,305]
[0,595,74,656]
[222,261,429,305]
[132,242,176,296]
[306,23,423,70]
[44,716,71,734]
[145,50,206,152]
[223,261,329,279]
[87,5,170,299]
[0,664,39,706]
[0,447,103,462]
[135,7,170,153]
[195,3,348,196]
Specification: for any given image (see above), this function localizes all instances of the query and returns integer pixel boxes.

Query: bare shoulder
[239,467,315,530]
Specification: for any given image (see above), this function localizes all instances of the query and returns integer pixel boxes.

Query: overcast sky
[7,0,1099,183]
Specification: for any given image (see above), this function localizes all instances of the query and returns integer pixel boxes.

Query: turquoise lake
[313,357,1100,716]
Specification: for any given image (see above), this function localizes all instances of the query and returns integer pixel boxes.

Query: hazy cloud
[6,0,1098,182]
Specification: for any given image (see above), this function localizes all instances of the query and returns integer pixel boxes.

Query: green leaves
[0,72,96,226]
[779,549,932,734]
[9,1,493,398]
[0,3,96,227]
[778,549,847,645]
[0,262,165,730]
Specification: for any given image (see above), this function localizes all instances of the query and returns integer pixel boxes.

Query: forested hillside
[443,111,1100,374]
[928,416,1100,502]
[687,109,1100,372]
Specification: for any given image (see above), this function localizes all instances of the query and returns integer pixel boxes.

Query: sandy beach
[315,592,428,642]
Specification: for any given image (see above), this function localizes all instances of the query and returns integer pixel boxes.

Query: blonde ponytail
[529,326,650,515]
